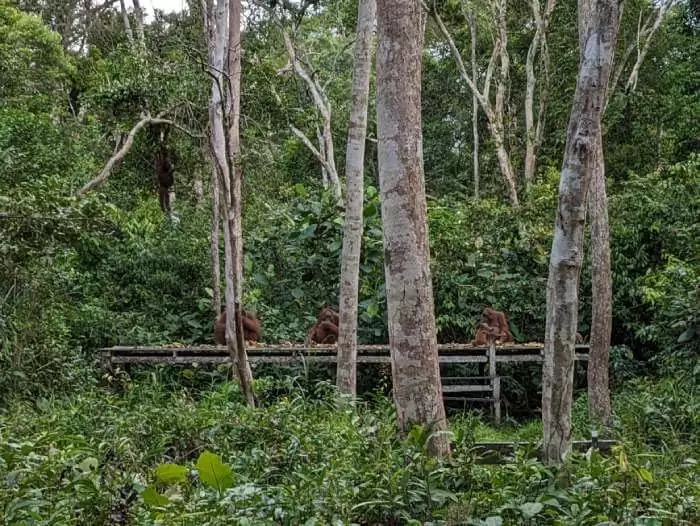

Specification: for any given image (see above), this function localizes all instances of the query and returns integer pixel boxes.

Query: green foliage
[0,3,73,109]
[0,377,698,525]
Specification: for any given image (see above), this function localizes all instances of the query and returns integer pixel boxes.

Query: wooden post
[488,337,501,425]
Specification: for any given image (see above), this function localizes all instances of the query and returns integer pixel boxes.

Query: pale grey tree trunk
[524,0,556,185]
[587,133,612,426]
[428,4,519,207]
[204,0,255,406]
[119,0,134,45]
[542,0,620,465]
[468,11,479,199]
[210,165,221,317]
[337,0,376,396]
[279,30,342,202]
[131,0,145,47]
[587,0,670,426]
[625,0,674,92]
[225,0,255,406]
[376,0,449,457]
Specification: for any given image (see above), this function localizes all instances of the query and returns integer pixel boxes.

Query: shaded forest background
[0,0,698,402]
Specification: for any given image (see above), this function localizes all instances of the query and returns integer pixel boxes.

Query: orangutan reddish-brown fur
[214,310,261,344]
[471,307,514,346]
[307,320,339,344]
[307,306,340,344]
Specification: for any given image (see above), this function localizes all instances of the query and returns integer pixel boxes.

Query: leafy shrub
[1,377,698,525]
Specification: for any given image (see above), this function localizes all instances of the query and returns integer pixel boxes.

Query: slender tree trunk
[468,11,479,199]
[428,4,518,207]
[376,0,449,457]
[119,0,134,45]
[210,166,221,316]
[542,0,620,465]
[131,0,145,47]
[205,0,255,406]
[227,0,244,301]
[280,29,342,202]
[337,0,376,396]
[625,0,673,92]
[226,0,255,406]
[491,0,519,207]
[587,133,612,426]
[524,0,556,186]
[535,37,551,149]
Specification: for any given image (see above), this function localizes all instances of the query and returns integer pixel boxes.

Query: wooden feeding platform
[100,342,590,425]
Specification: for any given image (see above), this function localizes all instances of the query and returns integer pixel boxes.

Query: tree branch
[76,106,188,196]
[290,124,334,176]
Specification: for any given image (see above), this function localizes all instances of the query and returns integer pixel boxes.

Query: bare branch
[76,106,189,196]
[290,124,334,176]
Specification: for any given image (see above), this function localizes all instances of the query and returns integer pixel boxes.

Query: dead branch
[76,106,195,196]
[289,124,335,176]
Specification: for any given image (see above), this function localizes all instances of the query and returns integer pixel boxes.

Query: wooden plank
[99,343,590,353]
[493,376,502,425]
[471,439,617,454]
[441,384,493,393]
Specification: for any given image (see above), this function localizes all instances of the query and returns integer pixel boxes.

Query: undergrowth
[0,373,698,525]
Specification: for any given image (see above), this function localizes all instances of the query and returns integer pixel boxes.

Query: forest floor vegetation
[1,371,698,525]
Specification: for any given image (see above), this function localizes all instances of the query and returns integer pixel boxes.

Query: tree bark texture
[119,0,134,45]
[210,166,222,317]
[587,133,613,426]
[376,0,449,457]
[337,0,376,396]
[468,11,479,199]
[524,0,556,185]
[205,0,255,406]
[542,0,620,465]
[226,0,255,406]
[131,0,145,47]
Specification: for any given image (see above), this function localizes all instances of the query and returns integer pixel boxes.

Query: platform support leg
[487,340,501,425]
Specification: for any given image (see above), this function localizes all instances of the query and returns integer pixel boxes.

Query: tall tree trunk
[119,0,134,45]
[337,0,376,396]
[468,11,479,199]
[210,165,221,317]
[542,0,620,465]
[524,0,556,185]
[226,0,255,406]
[491,0,519,207]
[131,0,145,47]
[586,0,670,427]
[205,0,255,406]
[587,133,612,426]
[376,0,449,458]
[428,4,518,207]
[279,29,342,202]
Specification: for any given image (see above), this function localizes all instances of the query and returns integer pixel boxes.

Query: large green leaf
[196,451,233,492]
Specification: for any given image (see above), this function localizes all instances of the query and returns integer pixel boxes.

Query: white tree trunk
[226,0,255,406]
[205,0,255,406]
[468,10,479,199]
[131,0,146,47]
[210,165,221,317]
[337,0,376,396]
[428,4,519,207]
[280,30,342,202]
[542,0,620,465]
[625,0,673,92]
[376,0,449,457]
[119,0,134,45]
[524,0,556,185]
